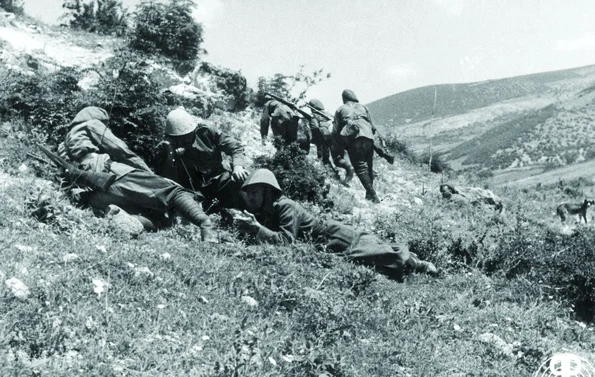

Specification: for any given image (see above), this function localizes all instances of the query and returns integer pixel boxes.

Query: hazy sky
[23,0,595,110]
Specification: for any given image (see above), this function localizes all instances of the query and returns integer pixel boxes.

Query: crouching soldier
[56,106,218,241]
[156,108,250,216]
[260,98,311,152]
[234,169,438,279]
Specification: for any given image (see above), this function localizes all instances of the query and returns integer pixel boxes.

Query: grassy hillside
[367,64,595,128]
[2,14,595,377]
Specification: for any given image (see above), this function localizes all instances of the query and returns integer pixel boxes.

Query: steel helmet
[165,108,199,136]
[242,169,281,192]
[308,99,325,111]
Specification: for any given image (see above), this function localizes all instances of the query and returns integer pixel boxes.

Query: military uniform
[156,109,249,212]
[260,99,311,152]
[333,90,380,202]
[58,107,216,240]
[238,169,437,278]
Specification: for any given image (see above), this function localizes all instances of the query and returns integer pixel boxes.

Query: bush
[61,0,129,36]
[0,50,174,167]
[0,0,24,14]
[198,62,251,112]
[381,133,417,163]
[81,50,171,167]
[419,151,450,174]
[130,0,205,74]
[0,67,85,145]
[253,140,330,206]
[253,66,330,108]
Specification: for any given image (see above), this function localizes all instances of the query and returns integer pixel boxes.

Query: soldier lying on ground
[234,169,438,279]
[56,106,218,241]
[155,108,250,220]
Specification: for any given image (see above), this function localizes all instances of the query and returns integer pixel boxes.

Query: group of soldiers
[48,89,437,279]
[260,89,395,203]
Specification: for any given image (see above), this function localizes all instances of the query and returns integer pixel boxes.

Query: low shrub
[61,0,129,36]
[252,140,330,206]
[382,133,417,163]
[198,62,251,112]
[419,151,450,174]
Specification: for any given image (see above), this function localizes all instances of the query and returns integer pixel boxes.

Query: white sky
[24,0,595,111]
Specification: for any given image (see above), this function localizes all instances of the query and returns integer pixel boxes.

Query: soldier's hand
[232,165,249,182]
[234,210,260,234]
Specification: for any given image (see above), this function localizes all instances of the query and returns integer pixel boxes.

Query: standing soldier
[334,89,387,203]
[156,108,250,215]
[260,97,311,152]
[307,98,355,184]
[56,106,217,241]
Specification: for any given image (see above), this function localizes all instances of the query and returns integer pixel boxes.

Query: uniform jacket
[158,125,248,190]
[260,100,311,143]
[309,111,334,143]
[58,108,152,177]
[333,101,376,143]
[253,196,403,266]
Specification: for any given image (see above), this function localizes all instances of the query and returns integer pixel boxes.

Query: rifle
[264,92,312,120]
[37,144,117,192]
[304,103,333,121]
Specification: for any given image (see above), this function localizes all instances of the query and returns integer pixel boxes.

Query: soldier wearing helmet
[234,169,438,279]
[260,99,311,152]
[156,108,249,214]
[58,106,218,242]
[333,89,394,203]
[307,98,355,185]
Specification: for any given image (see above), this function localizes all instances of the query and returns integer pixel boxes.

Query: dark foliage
[61,0,129,36]
[253,140,330,206]
[0,0,24,14]
[0,67,85,145]
[199,62,251,112]
[130,0,204,74]
[419,151,450,174]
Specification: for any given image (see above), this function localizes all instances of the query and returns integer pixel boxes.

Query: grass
[2,153,595,376]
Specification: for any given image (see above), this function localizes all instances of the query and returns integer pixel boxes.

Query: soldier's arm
[86,121,152,172]
[209,126,249,168]
[365,105,378,134]
[254,202,299,245]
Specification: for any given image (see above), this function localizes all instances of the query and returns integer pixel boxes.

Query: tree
[0,0,24,15]
[254,66,331,107]
[61,0,129,35]
[130,0,205,74]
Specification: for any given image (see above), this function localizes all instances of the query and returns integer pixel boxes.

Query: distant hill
[367,65,595,127]
[369,64,595,184]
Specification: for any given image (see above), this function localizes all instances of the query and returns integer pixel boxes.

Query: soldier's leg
[99,171,217,241]
[348,139,379,203]
[331,140,354,183]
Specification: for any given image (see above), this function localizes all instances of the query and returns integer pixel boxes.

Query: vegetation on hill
[367,65,595,127]
[446,105,556,169]
[2,11,595,377]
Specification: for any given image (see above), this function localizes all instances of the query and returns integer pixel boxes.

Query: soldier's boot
[173,191,218,243]
[358,172,380,203]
